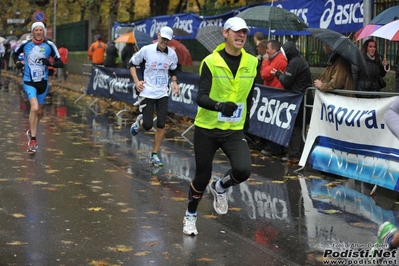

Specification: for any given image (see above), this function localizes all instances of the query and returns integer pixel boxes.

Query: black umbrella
[195,26,255,55]
[306,28,368,75]
[236,5,308,31]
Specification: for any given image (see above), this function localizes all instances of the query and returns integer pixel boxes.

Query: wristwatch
[215,102,221,111]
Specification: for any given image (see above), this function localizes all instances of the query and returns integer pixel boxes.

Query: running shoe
[377,222,398,249]
[150,154,163,167]
[209,180,228,215]
[27,139,38,154]
[369,221,398,261]
[183,213,198,236]
[130,114,143,136]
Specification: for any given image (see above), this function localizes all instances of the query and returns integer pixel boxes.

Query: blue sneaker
[130,114,143,136]
[150,154,163,167]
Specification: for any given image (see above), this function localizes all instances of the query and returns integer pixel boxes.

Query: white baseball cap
[223,17,250,33]
[160,26,173,40]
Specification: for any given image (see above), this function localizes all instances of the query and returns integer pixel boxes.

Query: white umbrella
[0,37,5,43]
[370,20,399,41]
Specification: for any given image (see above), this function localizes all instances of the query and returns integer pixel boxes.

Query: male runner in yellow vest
[183,17,259,236]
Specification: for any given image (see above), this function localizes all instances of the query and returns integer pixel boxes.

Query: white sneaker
[209,181,228,215]
[183,214,198,236]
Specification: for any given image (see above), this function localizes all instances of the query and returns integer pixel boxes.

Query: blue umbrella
[134,30,153,49]
[369,5,399,24]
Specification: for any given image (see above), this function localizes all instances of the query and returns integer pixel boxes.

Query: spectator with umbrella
[353,39,388,98]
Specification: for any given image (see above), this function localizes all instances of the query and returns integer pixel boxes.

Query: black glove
[216,102,238,117]
[15,61,24,69]
[40,58,51,66]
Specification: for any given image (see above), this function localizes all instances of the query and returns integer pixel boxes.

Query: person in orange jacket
[88,34,106,65]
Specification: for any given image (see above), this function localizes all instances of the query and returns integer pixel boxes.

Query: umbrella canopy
[236,6,307,31]
[168,40,192,66]
[370,20,399,41]
[195,26,255,54]
[0,37,5,43]
[355,6,399,41]
[306,28,368,75]
[172,27,190,36]
[114,31,153,49]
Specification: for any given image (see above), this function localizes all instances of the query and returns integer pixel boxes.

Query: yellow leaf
[203,214,217,219]
[108,245,133,252]
[88,207,103,211]
[5,241,28,245]
[32,181,49,185]
[12,213,25,218]
[146,211,159,214]
[283,175,299,180]
[42,187,57,191]
[150,181,161,186]
[135,251,151,256]
[325,182,337,188]
[229,207,241,212]
[0,178,9,181]
[171,197,186,202]
[141,226,152,229]
[15,177,29,181]
[45,169,60,174]
[105,169,118,172]
[198,258,214,262]
[272,180,285,184]
[321,209,341,214]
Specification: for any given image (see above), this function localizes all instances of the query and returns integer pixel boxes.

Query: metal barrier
[74,63,93,105]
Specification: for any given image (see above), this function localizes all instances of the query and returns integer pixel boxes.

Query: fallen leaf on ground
[32,181,49,185]
[5,241,28,245]
[108,245,133,252]
[11,213,25,218]
[88,207,103,211]
[145,241,159,247]
[135,251,151,256]
[172,197,186,202]
[198,258,214,262]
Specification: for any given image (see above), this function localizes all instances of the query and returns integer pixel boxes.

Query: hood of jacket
[282,41,299,61]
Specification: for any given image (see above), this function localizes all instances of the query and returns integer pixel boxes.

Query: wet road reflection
[0,74,398,265]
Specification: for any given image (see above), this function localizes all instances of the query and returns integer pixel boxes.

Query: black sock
[151,152,157,157]
[31,137,36,140]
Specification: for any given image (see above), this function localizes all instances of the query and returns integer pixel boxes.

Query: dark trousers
[191,127,252,193]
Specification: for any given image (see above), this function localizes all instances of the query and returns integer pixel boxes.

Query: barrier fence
[79,65,399,193]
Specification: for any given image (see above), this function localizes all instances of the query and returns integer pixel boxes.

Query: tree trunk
[87,1,101,48]
[150,0,169,17]
[108,0,119,41]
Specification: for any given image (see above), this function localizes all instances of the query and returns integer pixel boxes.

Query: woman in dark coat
[353,39,389,98]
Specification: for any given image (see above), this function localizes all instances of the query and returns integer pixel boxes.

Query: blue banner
[86,66,302,146]
[114,0,365,40]
[249,87,303,147]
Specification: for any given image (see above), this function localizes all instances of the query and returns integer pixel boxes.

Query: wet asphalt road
[0,73,398,266]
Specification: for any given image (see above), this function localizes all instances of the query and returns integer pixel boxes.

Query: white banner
[300,90,399,191]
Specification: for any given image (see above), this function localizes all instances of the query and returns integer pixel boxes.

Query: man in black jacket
[272,41,313,164]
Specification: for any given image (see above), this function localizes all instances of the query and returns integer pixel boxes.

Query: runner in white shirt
[129,26,180,167]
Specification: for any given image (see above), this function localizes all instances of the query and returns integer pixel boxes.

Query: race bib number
[155,76,167,85]
[217,103,244,122]
[31,65,45,82]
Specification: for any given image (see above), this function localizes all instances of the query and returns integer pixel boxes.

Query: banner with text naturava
[299,90,399,192]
